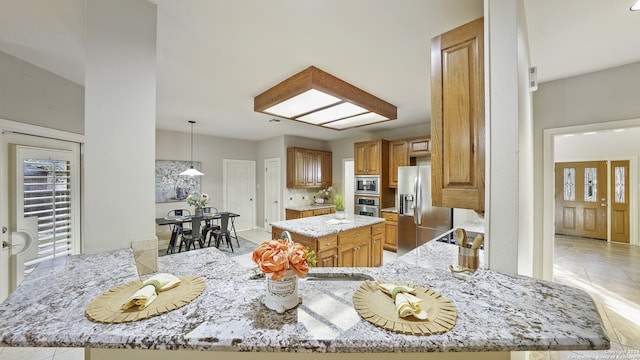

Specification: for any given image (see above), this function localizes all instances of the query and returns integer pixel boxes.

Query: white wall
[0,51,83,133]
[84,0,157,253]
[534,62,640,280]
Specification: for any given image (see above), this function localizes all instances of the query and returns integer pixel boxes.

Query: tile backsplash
[285,188,325,207]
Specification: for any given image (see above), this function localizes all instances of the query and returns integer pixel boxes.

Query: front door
[555,161,607,239]
[611,160,630,243]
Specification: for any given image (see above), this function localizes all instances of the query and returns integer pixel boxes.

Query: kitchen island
[0,237,608,360]
[271,214,386,267]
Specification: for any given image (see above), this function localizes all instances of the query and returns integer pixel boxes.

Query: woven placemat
[86,275,205,323]
[352,280,457,335]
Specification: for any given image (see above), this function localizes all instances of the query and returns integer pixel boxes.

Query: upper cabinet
[354,140,388,175]
[388,137,430,188]
[430,17,485,213]
[287,147,332,188]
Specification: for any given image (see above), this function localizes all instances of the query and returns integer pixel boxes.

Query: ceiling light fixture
[254,66,397,130]
[631,0,640,11]
[179,120,204,176]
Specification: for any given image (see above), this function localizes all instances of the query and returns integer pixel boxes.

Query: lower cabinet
[381,211,398,252]
[272,223,384,268]
[370,223,384,267]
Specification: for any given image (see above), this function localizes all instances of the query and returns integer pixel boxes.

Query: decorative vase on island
[194,207,203,217]
[335,211,346,219]
[263,269,300,313]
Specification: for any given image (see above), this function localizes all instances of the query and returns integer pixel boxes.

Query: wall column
[84,0,157,273]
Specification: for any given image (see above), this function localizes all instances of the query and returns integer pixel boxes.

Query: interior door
[264,158,281,233]
[555,161,607,239]
[1,140,80,301]
[611,160,630,243]
[223,159,255,232]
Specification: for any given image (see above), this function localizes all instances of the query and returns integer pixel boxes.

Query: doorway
[222,159,256,231]
[264,158,281,232]
[0,124,82,302]
[343,159,354,215]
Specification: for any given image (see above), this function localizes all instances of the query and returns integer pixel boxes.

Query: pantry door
[611,160,630,243]
[555,161,607,240]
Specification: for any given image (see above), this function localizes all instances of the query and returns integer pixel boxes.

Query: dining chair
[202,207,220,245]
[179,216,204,251]
[210,212,233,252]
[165,209,191,254]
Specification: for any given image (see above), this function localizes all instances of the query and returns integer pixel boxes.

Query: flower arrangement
[186,191,209,208]
[252,239,317,280]
[318,186,334,201]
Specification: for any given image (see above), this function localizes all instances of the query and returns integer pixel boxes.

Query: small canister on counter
[458,247,479,270]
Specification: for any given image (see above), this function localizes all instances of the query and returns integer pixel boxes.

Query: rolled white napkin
[121,274,181,310]
[143,273,181,292]
[379,283,428,320]
[121,285,157,310]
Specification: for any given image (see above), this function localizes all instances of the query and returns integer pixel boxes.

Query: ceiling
[0,0,639,141]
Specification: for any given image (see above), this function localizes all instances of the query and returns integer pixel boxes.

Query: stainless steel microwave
[354,175,380,196]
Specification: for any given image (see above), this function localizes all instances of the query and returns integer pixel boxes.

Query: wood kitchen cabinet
[370,222,384,267]
[338,227,371,267]
[389,140,408,188]
[381,211,398,252]
[271,222,382,268]
[287,147,332,188]
[388,137,431,188]
[431,17,485,213]
[354,140,388,175]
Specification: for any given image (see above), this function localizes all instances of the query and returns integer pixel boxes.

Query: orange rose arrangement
[252,239,317,280]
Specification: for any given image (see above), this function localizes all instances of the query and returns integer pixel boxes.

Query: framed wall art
[155,160,202,203]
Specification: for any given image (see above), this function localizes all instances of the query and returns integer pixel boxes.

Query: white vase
[263,269,300,313]
[334,211,346,219]
[315,198,324,204]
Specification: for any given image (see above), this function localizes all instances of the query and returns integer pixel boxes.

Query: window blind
[22,159,72,275]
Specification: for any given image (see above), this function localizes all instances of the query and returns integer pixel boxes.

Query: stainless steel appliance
[355,196,380,217]
[397,166,453,255]
[354,175,380,196]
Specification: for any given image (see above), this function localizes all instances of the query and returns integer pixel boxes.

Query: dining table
[155,212,240,254]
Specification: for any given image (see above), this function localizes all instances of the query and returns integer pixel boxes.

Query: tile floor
[1,232,638,360]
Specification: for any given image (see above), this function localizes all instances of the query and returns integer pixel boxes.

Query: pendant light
[180,120,204,176]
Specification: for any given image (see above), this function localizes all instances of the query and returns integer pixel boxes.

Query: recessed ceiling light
[631,0,640,11]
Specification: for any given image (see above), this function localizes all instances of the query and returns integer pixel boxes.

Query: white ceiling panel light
[254,66,397,130]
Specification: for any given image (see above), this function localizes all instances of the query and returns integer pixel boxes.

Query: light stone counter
[271,214,385,238]
[285,204,336,212]
[0,237,609,358]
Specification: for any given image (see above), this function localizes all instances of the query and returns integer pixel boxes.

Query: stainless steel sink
[248,272,374,281]
[303,272,374,281]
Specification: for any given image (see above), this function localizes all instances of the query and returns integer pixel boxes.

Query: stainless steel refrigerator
[397,166,453,256]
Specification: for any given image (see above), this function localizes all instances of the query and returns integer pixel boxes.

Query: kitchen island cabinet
[271,214,384,267]
[0,232,608,359]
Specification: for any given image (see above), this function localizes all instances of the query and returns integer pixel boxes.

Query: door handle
[2,241,21,249]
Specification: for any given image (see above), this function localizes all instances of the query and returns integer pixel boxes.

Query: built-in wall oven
[355,196,380,217]
[354,175,380,196]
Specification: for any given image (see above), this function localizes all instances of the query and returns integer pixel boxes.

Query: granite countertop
[380,207,397,213]
[0,238,609,353]
[285,204,336,211]
[271,214,385,238]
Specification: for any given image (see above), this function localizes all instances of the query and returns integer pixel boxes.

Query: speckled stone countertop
[0,239,608,353]
[381,207,397,213]
[285,204,335,211]
[271,214,385,238]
